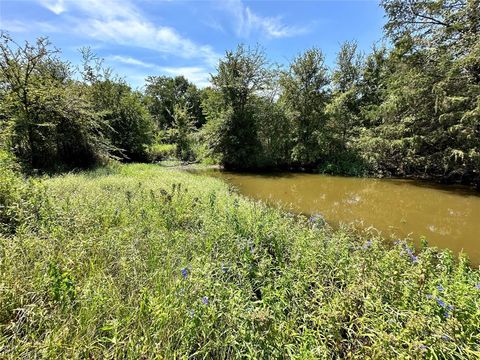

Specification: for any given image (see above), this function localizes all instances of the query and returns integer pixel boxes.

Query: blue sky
[0,0,386,88]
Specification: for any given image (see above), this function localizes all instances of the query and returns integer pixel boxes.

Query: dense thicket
[0,35,154,171]
[197,0,479,186]
[1,0,478,186]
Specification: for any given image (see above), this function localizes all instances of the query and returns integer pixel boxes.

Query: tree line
[0,0,479,187]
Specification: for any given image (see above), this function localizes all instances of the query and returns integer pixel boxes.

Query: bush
[146,143,177,162]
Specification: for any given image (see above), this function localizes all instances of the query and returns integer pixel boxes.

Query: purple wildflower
[362,240,373,250]
[202,296,209,305]
[401,244,418,263]
[436,298,446,308]
[419,344,427,350]
[436,285,444,292]
[404,245,414,257]
[181,267,188,279]
[475,283,480,290]
[441,335,450,341]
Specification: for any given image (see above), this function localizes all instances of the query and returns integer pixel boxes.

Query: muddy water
[204,170,480,264]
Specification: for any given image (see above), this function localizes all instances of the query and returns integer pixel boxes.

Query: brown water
[204,170,480,264]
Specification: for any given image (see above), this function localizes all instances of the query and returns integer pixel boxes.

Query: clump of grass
[1,163,479,358]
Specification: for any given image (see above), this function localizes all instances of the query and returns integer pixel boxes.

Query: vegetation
[1,0,479,185]
[0,1,479,356]
[1,163,479,358]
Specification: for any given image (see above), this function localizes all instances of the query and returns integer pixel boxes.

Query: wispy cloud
[108,55,211,88]
[222,0,309,39]
[0,19,60,33]
[108,55,156,68]
[35,0,221,66]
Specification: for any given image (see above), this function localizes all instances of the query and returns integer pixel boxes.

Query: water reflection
[201,170,480,264]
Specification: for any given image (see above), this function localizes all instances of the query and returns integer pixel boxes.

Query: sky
[0,0,386,89]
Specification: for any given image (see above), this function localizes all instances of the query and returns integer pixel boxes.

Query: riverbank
[1,163,479,358]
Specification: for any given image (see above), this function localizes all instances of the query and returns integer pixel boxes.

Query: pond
[201,170,480,265]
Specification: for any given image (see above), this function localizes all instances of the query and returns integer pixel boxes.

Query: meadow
[1,163,479,359]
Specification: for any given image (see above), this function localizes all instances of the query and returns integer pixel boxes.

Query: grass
[1,163,479,359]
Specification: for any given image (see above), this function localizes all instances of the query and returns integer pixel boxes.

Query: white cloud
[35,0,221,66]
[38,0,66,15]
[159,66,211,88]
[108,55,211,88]
[109,55,156,68]
[0,20,59,33]
[222,0,309,39]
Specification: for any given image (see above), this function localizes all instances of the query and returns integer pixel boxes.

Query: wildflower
[404,245,414,257]
[441,334,450,341]
[202,296,209,305]
[188,309,195,318]
[400,244,418,263]
[426,294,433,299]
[362,240,373,250]
[419,344,427,350]
[475,283,480,290]
[308,213,325,226]
[181,267,188,279]
[436,285,444,292]
[436,298,446,308]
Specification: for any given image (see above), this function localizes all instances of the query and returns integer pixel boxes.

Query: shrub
[146,143,177,162]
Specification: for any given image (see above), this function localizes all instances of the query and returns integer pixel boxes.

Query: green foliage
[0,35,106,170]
[170,104,196,162]
[0,150,48,233]
[209,45,273,169]
[0,36,154,171]
[81,50,154,162]
[146,143,176,162]
[144,75,205,129]
[279,48,330,165]
[1,164,479,358]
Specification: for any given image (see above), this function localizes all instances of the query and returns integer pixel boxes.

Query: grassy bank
[1,164,479,359]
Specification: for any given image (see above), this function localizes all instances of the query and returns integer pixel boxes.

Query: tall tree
[144,75,204,130]
[279,48,330,165]
[210,45,272,168]
[327,41,363,148]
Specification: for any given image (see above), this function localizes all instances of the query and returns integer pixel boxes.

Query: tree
[170,104,196,162]
[80,50,154,162]
[144,75,204,130]
[279,48,330,166]
[0,33,107,170]
[375,0,480,184]
[326,41,363,148]
[209,44,272,168]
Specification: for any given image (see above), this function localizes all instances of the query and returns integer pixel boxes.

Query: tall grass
[1,164,479,358]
